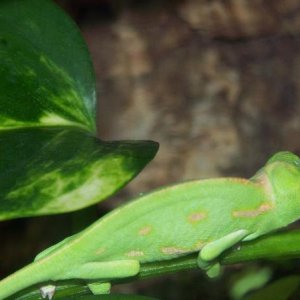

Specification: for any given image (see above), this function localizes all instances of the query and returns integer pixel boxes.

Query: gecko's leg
[70,260,140,279]
[205,263,221,278]
[200,229,250,261]
[55,259,140,295]
[59,260,140,296]
[197,229,250,278]
[87,282,111,295]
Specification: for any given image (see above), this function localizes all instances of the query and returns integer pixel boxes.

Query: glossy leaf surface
[0,0,96,131]
[0,0,158,219]
[0,128,158,220]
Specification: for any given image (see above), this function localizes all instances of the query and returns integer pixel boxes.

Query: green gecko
[1,151,300,299]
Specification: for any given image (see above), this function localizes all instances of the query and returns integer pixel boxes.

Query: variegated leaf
[0,0,158,220]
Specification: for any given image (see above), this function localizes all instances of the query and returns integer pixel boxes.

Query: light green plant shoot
[0,151,300,299]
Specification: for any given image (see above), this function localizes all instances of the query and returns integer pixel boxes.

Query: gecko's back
[58,178,276,265]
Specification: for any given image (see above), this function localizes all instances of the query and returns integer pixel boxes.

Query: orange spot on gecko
[126,250,144,257]
[232,203,273,218]
[187,212,206,224]
[95,247,105,255]
[161,242,208,256]
[161,247,188,255]
[253,173,275,202]
[138,226,152,236]
[193,240,206,250]
[228,178,251,184]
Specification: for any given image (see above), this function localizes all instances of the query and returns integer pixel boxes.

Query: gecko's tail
[0,260,55,299]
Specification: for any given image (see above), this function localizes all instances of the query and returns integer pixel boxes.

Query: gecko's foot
[88,282,111,295]
[40,284,56,300]
[197,257,211,270]
[197,258,221,278]
[206,263,221,278]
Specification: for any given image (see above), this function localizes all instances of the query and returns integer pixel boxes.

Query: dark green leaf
[0,128,158,220]
[0,0,159,219]
[0,0,96,131]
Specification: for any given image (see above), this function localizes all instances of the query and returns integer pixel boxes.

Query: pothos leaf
[0,0,158,220]
[0,128,158,220]
[0,0,95,131]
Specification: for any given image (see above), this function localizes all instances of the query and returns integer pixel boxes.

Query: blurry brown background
[61,0,300,191]
[2,0,300,299]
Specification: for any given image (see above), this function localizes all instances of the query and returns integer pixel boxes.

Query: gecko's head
[263,151,300,198]
[266,151,300,167]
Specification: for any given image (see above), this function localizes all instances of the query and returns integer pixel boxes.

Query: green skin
[1,151,300,299]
